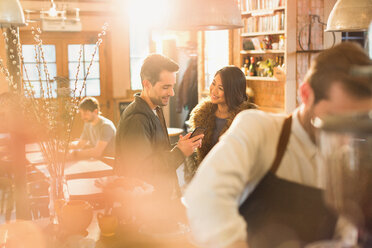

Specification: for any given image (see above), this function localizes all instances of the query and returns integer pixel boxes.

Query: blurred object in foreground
[317,111,372,247]
[0,220,46,248]
[350,65,372,79]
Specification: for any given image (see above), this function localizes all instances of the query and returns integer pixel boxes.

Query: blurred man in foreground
[185,42,372,248]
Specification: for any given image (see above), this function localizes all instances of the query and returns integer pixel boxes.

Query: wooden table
[25,144,113,180]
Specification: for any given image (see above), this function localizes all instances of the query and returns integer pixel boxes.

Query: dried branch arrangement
[0,23,108,180]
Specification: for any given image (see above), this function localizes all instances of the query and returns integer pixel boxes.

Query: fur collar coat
[184,99,256,183]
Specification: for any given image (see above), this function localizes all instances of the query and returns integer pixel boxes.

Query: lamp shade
[326,0,372,32]
[0,0,26,27]
[164,0,243,30]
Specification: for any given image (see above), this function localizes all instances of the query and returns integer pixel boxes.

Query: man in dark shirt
[115,54,203,213]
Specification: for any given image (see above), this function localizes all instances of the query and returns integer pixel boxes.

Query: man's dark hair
[304,42,372,104]
[79,97,100,113]
[215,66,248,111]
[140,54,179,86]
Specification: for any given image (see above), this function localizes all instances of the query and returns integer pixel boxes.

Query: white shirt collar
[292,108,317,159]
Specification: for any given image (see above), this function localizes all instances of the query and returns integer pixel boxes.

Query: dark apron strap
[270,115,292,174]
[239,115,337,247]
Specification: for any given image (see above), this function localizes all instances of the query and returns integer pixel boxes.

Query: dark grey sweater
[115,94,185,197]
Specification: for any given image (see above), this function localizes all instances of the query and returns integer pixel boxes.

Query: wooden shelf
[246,76,279,81]
[241,6,285,17]
[237,0,297,113]
[241,30,285,37]
[240,50,285,55]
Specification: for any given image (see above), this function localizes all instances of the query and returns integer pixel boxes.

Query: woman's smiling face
[209,73,226,105]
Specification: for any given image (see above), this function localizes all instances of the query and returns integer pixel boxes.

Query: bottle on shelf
[256,56,264,76]
[279,35,285,50]
[249,57,256,76]
[281,56,285,68]
[276,55,284,68]
[243,58,250,76]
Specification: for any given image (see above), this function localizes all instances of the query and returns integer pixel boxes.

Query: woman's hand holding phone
[190,127,206,139]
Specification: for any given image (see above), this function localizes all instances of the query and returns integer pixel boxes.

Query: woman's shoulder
[237,100,257,111]
[229,100,257,118]
[190,99,215,118]
[192,99,214,113]
[189,99,216,129]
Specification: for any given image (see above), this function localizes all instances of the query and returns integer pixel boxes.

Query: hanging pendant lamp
[164,0,243,30]
[0,0,26,27]
[326,0,372,32]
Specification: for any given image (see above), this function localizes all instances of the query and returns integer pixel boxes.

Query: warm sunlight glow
[129,0,171,30]
[48,3,58,18]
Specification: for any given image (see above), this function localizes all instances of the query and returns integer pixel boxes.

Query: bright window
[22,44,57,98]
[128,0,150,90]
[128,0,170,90]
[22,43,102,98]
[204,30,229,89]
[128,27,149,90]
[68,44,101,96]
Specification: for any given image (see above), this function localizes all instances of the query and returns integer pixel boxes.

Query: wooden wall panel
[248,80,285,110]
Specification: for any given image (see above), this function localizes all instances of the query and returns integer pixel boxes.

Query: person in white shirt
[184,42,372,248]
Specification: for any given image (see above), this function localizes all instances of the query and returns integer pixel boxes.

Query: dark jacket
[176,57,198,114]
[115,94,185,198]
[184,99,257,183]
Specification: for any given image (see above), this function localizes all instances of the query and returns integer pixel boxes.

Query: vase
[59,200,93,236]
[48,174,68,225]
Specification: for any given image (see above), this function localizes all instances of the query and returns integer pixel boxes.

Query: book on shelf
[242,12,284,33]
[251,38,262,50]
[240,0,284,12]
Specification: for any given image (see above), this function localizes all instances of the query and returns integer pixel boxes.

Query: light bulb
[48,3,57,17]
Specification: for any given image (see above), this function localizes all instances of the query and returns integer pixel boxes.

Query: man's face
[147,70,176,107]
[79,109,97,123]
[307,82,372,139]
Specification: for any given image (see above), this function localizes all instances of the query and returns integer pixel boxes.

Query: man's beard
[149,95,166,107]
[84,117,95,123]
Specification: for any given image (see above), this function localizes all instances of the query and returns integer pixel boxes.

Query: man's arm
[69,123,90,150]
[72,140,109,159]
[69,139,88,150]
[71,122,115,159]
[184,110,272,247]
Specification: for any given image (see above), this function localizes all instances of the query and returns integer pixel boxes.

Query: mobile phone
[190,127,205,138]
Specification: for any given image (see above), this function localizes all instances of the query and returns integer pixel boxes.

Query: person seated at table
[69,97,116,159]
[184,66,256,184]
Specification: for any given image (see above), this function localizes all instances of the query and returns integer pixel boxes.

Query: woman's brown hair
[215,66,248,111]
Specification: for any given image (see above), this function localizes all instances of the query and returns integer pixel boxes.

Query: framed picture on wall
[113,98,132,124]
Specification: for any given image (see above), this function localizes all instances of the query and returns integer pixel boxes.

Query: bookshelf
[240,50,285,55]
[241,31,285,37]
[238,0,296,113]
